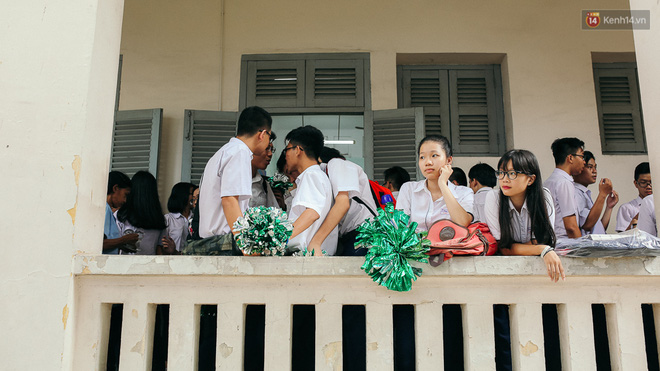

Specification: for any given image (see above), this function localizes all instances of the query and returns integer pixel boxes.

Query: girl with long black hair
[117,171,167,255]
[483,149,565,282]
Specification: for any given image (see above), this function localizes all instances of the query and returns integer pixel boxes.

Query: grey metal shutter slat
[181,110,238,184]
[593,64,646,153]
[364,107,424,182]
[111,109,162,178]
[246,60,305,108]
[449,70,498,155]
[401,68,452,142]
[306,59,364,108]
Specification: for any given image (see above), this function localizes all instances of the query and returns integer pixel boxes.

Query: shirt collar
[553,167,574,182]
[229,137,254,156]
[574,183,588,193]
[476,187,492,194]
[295,164,321,186]
[413,180,457,196]
[252,173,263,183]
[507,197,529,214]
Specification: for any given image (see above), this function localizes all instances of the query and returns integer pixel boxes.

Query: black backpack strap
[352,196,378,217]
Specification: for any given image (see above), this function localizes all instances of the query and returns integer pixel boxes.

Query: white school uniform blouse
[544,168,578,242]
[287,165,338,255]
[249,173,279,209]
[573,183,606,235]
[164,212,189,252]
[637,195,657,236]
[616,196,643,232]
[396,180,474,233]
[199,138,253,238]
[321,159,378,235]
[483,188,555,243]
[472,186,492,222]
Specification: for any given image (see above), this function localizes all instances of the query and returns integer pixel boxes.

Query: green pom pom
[357,203,429,292]
[233,206,294,256]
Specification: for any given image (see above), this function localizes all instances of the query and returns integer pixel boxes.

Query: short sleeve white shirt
[637,195,657,236]
[322,159,378,235]
[483,188,555,243]
[615,196,643,232]
[249,173,279,209]
[395,179,474,233]
[544,168,578,241]
[164,212,189,252]
[472,186,492,222]
[573,183,606,235]
[288,165,338,255]
[199,138,253,237]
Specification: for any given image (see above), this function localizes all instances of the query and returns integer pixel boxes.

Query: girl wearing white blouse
[483,149,565,282]
[396,135,474,232]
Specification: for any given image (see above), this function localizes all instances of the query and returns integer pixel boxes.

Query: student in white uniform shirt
[572,151,618,235]
[309,147,378,256]
[162,182,196,253]
[468,163,497,222]
[196,106,273,254]
[616,162,652,232]
[483,149,564,282]
[396,135,474,232]
[638,194,657,236]
[544,137,585,246]
[249,141,280,209]
[383,166,410,200]
[283,126,338,255]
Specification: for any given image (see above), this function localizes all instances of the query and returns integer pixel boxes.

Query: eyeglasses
[260,129,275,143]
[495,170,530,180]
[282,145,301,154]
[637,180,652,187]
[571,153,585,160]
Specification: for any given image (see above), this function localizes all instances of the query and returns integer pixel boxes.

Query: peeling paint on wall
[520,340,539,356]
[62,304,69,330]
[131,337,145,355]
[67,155,81,225]
[218,342,233,358]
[323,341,341,368]
[367,342,378,351]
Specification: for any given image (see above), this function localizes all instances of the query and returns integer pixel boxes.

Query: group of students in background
[103,106,656,281]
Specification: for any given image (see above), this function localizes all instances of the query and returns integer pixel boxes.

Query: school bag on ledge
[369,180,395,209]
[425,220,498,266]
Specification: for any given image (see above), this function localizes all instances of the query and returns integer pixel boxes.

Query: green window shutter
[400,68,451,138]
[246,60,305,108]
[448,69,500,155]
[364,107,425,182]
[305,59,364,108]
[181,110,238,184]
[111,109,162,178]
[593,64,646,153]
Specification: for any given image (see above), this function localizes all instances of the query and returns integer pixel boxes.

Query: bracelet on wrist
[541,246,554,258]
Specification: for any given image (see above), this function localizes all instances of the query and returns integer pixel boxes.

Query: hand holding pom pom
[233,206,294,256]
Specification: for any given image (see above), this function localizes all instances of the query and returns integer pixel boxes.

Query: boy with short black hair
[572,151,618,235]
[449,167,468,187]
[544,137,586,244]
[616,162,653,232]
[249,140,279,209]
[196,106,273,253]
[103,171,138,254]
[383,166,410,200]
[284,126,337,255]
[468,163,497,222]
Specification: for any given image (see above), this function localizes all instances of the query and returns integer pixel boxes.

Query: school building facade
[2,0,660,369]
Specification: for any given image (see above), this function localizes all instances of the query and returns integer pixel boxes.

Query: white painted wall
[0,0,124,369]
[120,0,649,231]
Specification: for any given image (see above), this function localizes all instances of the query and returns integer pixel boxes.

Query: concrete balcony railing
[71,255,660,370]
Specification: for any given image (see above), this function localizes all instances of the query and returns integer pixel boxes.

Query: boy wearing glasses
[544,137,586,244]
[616,162,652,232]
[195,106,273,254]
[249,141,280,209]
[572,151,618,235]
[283,126,337,255]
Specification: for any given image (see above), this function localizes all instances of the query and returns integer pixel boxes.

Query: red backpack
[369,180,395,210]
[425,220,498,266]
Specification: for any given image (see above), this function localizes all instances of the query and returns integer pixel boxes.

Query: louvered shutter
[181,110,238,184]
[400,69,451,138]
[448,69,500,155]
[246,60,305,108]
[593,64,646,153]
[305,59,364,107]
[364,107,425,182]
[111,109,162,178]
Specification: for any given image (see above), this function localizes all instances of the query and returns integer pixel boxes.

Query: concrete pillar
[630,0,660,223]
[0,0,124,369]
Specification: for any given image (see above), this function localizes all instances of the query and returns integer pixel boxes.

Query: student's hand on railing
[606,190,619,209]
[543,250,565,283]
[160,236,179,255]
